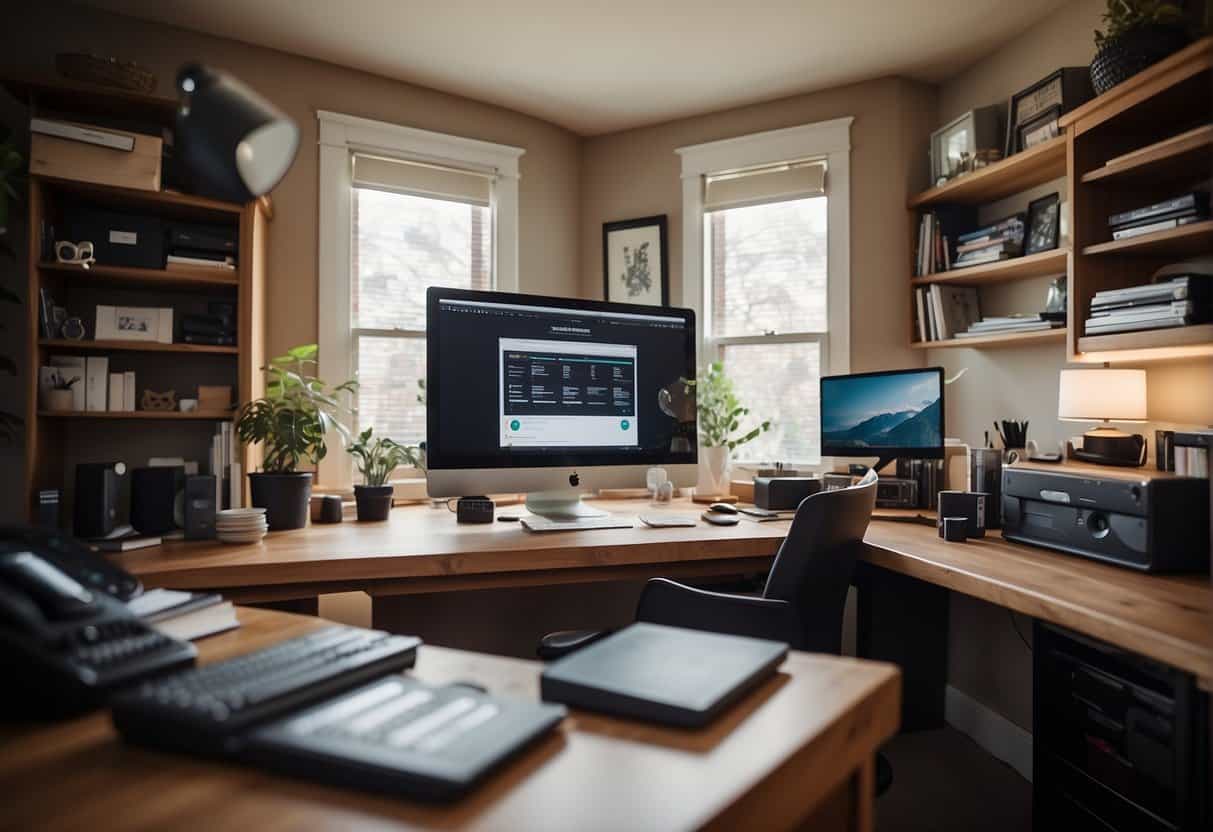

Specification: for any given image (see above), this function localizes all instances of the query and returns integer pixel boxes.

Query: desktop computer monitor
[425,288,698,517]
[820,367,944,472]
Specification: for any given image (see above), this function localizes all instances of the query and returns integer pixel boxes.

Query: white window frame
[316,110,525,489]
[675,117,852,469]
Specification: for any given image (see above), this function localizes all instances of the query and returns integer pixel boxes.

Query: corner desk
[0,607,901,831]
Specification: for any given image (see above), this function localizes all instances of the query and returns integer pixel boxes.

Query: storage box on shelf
[8,77,269,522]
[1060,37,1213,363]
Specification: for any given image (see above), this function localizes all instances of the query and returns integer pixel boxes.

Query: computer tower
[130,466,185,535]
[73,462,125,539]
[1034,622,1209,830]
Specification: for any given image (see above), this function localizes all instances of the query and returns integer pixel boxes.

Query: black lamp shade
[175,64,299,203]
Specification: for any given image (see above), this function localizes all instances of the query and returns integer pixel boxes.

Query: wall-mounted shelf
[907,136,1067,209]
[1080,124,1213,186]
[33,174,243,221]
[1080,220,1213,257]
[39,338,238,354]
[39,261,240,289]
[910,248,1068,287]
[38,409,235,421]
[912,328,1067,350]
[1077,323,1213,357]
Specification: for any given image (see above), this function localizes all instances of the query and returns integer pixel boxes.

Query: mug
[1004,440,1039,465]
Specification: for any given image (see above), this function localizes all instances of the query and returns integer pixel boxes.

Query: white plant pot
[696,445,730,497]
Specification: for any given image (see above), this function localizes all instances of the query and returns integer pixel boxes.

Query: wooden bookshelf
[911,328,1066,350]
[16,77,269,522]
[38,260,240,289]
[1063,38,1213,363]
[38,409,235,421]
[907,136,1066,209]
[38,338,239,355]
[910,248,1068,287]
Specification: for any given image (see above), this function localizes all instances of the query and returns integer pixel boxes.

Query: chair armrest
[536,628,615,661]
[635,578,801,646]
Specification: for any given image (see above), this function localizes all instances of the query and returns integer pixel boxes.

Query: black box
[753,476,822,510]
[65,206,165,269]
[937,490,988,538]
[74,462,125,539]
[184,475,217,540]
[131,466,185,535]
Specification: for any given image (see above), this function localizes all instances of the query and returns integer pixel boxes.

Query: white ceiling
[82,0,1065,135]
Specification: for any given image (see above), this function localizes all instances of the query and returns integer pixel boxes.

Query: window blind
[704,159,826,212]
[351,153,492,207]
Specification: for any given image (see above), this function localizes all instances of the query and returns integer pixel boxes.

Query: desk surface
[0,607,900,832]
[111,498,1213,682]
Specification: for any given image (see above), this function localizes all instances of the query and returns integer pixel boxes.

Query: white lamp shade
[1058,369,1147,422]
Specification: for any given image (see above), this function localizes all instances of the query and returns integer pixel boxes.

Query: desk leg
[247,597,319,617]
[856,562,948,731]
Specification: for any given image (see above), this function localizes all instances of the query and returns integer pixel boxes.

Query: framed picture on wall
[603,215,669,307]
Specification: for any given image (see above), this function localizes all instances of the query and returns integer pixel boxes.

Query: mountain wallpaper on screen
[823,398,941,448]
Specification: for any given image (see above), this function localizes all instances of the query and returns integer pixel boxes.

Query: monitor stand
[525,489,609,520]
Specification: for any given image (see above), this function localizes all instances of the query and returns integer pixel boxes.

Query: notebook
[540,622,788,728]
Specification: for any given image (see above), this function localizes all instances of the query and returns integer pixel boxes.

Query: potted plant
[1090,0,1193,94]
[42,370,78,412]
[684,362,770,497]
[235,344,356,530]
[346,427,421,521]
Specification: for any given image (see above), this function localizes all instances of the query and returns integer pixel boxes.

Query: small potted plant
[346,427,420,521]
[684,362,770,497]
[42,370,78,412]
[236,344,356,530]
[1090,0,1193,94]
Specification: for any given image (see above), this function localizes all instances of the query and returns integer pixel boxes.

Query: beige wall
[0,0,582,362]
[579,76,938,373]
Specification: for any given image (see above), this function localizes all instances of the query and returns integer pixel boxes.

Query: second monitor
[425,288,698,518]
[820,367,944,473]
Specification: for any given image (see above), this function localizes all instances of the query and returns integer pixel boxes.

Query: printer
[1001,463,1209,572]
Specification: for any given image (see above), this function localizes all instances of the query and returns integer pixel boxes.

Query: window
[676,119,851,468]
[317,112,524,488]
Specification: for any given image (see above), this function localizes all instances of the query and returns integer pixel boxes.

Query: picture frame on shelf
[1004,68,1093,156]
[603,215,669,307]
[929,106,1003,186]
[1018,106,1061,152]
[96,305,173,343]
[1026,192,1061,255]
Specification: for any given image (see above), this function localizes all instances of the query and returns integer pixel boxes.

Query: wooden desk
[111,498,1213,684]
[0,607,901,831]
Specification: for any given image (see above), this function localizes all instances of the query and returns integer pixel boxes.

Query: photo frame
[1026,192,1061,255]
[1017,105,1061,153]
[1005,68,1092,156]
[603,215,669,306]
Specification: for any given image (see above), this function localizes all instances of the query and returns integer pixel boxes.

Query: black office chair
[536,469,892,792]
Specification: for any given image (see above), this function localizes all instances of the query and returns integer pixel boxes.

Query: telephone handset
[0,533,196,717]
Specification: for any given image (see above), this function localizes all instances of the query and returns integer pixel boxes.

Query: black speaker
[74,462,126,539]
[184,475,217,540]
[130,466,185,535]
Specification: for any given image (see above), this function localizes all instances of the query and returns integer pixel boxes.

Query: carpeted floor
[877,727,1032,831]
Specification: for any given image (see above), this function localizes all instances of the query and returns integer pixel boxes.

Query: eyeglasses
[54,241,96,269]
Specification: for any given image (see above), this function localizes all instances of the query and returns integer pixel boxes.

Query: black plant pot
[1090,25,1190,95]
[354,485,393,522]
[248,472,313,531]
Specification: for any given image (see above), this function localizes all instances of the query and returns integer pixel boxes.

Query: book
[1111,214,1200,240]
[1085,316,1190,334]
[953,249,1015,268]
[85,356,108,411]
[50,356,87,410]
[1092,276,1202,305]
[108,372,125,412]
[1090,300,1195,321]
[167,253,237,270]
[956,214,1025,245]
[956,237,1022,255]
[914,288,927,342]
[929,285,948,340]
[95,534,162,552]
[1109,192,1208,228]
[153,601,240,642]
[127,589,239,642]
[29,117,136,151]
[123,370,136,411]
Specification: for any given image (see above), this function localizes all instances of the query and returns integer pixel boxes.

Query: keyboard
[247,676,567,800]
[521,515,634,532]
[111,625,420,755]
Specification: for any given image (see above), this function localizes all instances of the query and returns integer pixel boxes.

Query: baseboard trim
[945,685,1033,782]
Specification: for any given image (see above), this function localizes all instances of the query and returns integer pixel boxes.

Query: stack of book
[1108,192,1208,241]
[127,588,240,641]
[1085,275,1211,335]
[952,215,1024,269]
[914,285,980,342]
[915,213,949,275]
[955,314,1064,338]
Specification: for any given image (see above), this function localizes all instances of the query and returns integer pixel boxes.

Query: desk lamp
[1058,367,1148,466]
[174,64,299,203]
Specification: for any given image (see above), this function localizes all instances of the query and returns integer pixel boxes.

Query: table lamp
[175,64,300,203]
[1058,368,1148,466]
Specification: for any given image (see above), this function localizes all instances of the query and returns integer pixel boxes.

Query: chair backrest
[761,468,877,654]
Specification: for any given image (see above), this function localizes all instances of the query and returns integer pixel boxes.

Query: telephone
[0,529,196,717]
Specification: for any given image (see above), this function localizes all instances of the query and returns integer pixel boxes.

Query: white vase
[697,445,730,497]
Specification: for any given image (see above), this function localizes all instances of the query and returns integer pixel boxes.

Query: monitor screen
[426,288,697,471]
[820,367,944,458]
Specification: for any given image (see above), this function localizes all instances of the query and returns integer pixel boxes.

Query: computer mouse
[707,502,738,515]
[702,510,740,526]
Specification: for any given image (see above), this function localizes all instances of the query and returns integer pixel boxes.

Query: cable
[1008,610,1032,653]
